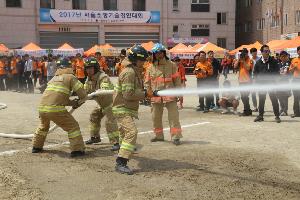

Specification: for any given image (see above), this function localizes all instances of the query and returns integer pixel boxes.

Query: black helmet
[84,57,99,73]
[128,45,148,63]
[56,58,71,68]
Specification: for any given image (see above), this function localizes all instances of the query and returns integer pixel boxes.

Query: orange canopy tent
[84,44,119,57]
[270,37,300,51]
[191,43,204,52]
[15,42,47,56]
[21,42,42,51]
[58,43,74,50]
[229,41,262,55]
[53,43,84,56]
[0,43,9,55]
[141,41,155,51]
[0,44,9,52]
[194,42,227,58]
[169,43,190,53]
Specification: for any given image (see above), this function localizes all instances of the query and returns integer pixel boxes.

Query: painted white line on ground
[0,121,211,156]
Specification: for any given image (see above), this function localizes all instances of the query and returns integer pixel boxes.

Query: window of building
[256,18,265,30]
[6,0,22,7]
[217,38,227,48]
[217,12,227,25]
[284,14,288,26]
[173,25,179,37]
[133,0,145,11]
[103,0,118,10]
[173,0,179,11]
[191,24,210,36]
[296,10,300,25]
[244,21,252,32]
[72,0,86,10]
[40,0,55,9]
[191,0,210,12]
[270,16,280,27]
[245,0,252,7]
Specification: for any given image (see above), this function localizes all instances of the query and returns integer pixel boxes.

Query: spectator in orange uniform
[95,52,108,74]
[0,56,7,90]
[194,51,213,112]
[75,53,86,83]
[234,48,254,116]
[115,53,126,76]
[174,57,186,109]
[289,46,300,118]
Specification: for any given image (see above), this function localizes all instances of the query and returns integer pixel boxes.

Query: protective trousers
[116,115,138,159]
[152,101,182,140]
[89,107,119,144]
[32,111,85,151]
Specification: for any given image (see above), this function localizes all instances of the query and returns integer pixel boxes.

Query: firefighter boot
[70,151,85,158]
[150,134,164,142]
[85,136,101,145]
[115,157,133,175]
[173,139,181,146]
[32,147,43,153]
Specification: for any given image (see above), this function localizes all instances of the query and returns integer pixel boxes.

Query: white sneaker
[221,109,229,114]
[233,110,239,115]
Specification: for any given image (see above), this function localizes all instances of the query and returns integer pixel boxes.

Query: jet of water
[157,82,300,97]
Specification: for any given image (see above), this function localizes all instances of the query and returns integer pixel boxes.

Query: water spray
[157,82,300,97]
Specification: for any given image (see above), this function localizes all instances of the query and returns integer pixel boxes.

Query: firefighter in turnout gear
[112,45,149,175]
[144,43,183,145]
[32,58,87,157]
[83,57,120,151]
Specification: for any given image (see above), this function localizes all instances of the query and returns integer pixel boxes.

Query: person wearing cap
[83,57,120,151]
[112,45,150,175]
[234,48,254,116]
[277,51,291,116]
[32,58,87,157]
[144,43,183,145]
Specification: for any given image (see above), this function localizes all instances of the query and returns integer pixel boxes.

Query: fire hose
[0,103,7,110]
[0,90,114,139]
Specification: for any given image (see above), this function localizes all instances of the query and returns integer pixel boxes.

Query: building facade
[236,0,300,47]
[0,0,235,50]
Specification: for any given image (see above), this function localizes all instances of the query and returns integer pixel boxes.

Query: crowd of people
[1,44,300,122]
[191,45,300,123]
[1,43,300,175]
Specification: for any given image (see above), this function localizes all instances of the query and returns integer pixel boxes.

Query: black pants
[277,91,290,113]
[258,91,280,117]
[17,73,25,91]
[197,78,213,110]
[240,82,251,113]
[211,79,220,107]
[292,79,300,115]
[251,90,258,109]
[24,71,34,92]
[0,74,6,91]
